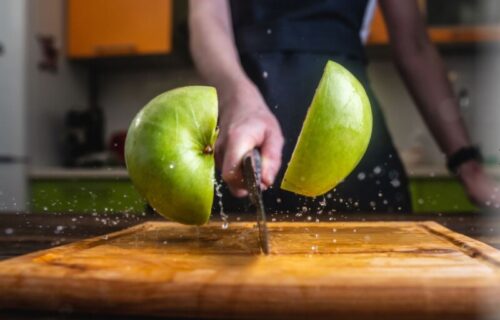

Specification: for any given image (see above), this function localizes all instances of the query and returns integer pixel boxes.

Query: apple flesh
[125,86,218,225]
[281,60,373,197]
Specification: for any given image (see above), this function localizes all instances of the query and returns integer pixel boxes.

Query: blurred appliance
[0,0,28,212]
[63,106,105,167]
[63,61,107,168]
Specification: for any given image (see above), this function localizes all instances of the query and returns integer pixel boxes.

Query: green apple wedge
[125,86,218,225]
[281,60,373,197]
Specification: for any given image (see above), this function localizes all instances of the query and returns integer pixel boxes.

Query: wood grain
[0,221,499,319]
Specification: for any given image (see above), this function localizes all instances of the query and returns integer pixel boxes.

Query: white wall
[472,46,500,164]
[100,66,202,139]
[0,0,28,157]
[368,53,489,166]
[0,0,29,211]
[27,0,87,166]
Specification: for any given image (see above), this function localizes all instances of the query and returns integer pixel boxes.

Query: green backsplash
[30,177,478,214]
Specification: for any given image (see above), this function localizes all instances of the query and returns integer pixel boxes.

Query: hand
[458,161,500,210]
[216,83,284,197]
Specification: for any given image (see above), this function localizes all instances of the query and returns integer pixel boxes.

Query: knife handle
[243,149,262,183]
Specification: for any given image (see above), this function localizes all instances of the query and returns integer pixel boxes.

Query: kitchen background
[1,0,499,214]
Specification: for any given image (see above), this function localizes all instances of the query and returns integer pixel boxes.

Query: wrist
[219,80,267,117]
[456,160,482,177]
[446,146,483,175]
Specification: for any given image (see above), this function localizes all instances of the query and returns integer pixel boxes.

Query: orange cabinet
[67,0,172,58]
[367,2,500,45]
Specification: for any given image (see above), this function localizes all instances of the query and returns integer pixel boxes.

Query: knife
[242,149,270,255]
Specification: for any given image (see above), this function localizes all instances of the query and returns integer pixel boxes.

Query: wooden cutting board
[0,221,499,319]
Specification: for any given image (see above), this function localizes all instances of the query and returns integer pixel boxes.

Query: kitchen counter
[0,212,499,319]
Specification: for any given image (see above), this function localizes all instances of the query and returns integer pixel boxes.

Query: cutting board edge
[419,221,500,268]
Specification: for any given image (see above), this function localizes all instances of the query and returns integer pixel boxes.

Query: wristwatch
[446,146,483,175]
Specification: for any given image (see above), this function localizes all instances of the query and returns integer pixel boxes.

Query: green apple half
[281,60,373,197]
[125,86,218,225]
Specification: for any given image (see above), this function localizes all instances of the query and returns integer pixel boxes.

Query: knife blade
[242,149,270,255]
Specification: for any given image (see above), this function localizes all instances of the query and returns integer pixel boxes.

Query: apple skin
[125,86,218,225]
[281,60,373,197]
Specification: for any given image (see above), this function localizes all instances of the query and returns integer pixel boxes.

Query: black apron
[215,0,412,215]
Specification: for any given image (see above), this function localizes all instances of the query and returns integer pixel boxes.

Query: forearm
[392,39,471,156]
[188,0,260,113]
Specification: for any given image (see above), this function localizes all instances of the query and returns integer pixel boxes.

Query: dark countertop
[0,211,499,319]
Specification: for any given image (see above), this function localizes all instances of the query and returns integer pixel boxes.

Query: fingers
[216,106,284,198]
[260,125,284,187]
[221,125,263,197]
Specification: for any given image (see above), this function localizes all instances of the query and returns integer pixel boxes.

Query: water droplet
[276,197,282,203]
[332,228,337,233]
[390,179,401,188]
[319,197,327,207]
[54,225,64,234]
[215,179,229,229]
[5,228,14,235]
[169,163,175,169]
[266,28,272,35]
[373,166,382,175]
[357,172,366,180]
[262,71,268,78]
[417,198,425,204]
